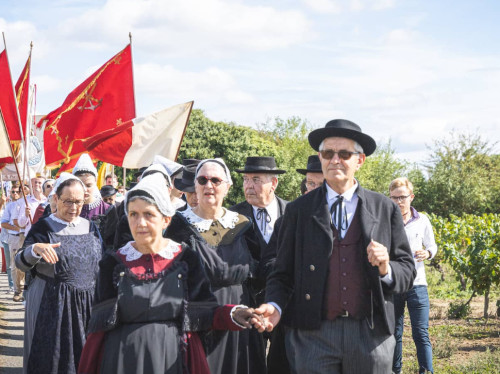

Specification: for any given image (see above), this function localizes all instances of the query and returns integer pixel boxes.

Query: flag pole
[0,107,32,224]
[174,101,194,161]
[125,31,136,185]
[2,33,31,193]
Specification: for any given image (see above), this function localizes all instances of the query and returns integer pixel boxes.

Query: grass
[398,264,500,373]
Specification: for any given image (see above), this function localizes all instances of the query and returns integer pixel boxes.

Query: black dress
[165,209,266,374]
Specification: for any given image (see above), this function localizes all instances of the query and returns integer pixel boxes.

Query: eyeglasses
[45,184,54,189]
[62,200,85,207]
[320,149,361,160]
[390,195,411,203]
[196,176,225,186]
[242,176,267,185]
[306,181,323,188]
[10,190,20,194]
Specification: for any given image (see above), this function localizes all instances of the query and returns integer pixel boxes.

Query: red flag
[39,44,135,168]
[83,102,193,168]
[0,50,22,142]
[15,52,31,134]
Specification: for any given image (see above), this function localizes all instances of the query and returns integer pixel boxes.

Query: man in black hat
[231,156,289,373]
[253,119,416,374]
[174,164,199,209]
[297,155,324,194]
[100,185,119,207]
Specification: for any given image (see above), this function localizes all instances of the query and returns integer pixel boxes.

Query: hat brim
[296,168,323,175]
[173,179,195,193]
[235,168,286,174]
[308,128,376,156]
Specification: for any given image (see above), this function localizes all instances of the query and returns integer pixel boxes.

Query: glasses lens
[63,200,84,207]
[197,176,209,185]
[197,176,223,186]
[11,190,19,193]
[320,150,334,159]
[338,151,353,160]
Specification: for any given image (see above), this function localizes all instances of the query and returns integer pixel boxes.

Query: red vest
[323,208,370,320]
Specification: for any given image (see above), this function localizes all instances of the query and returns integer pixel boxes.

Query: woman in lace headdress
[15,173,103,374]
[165,159,266,374]
[78,172,256,374]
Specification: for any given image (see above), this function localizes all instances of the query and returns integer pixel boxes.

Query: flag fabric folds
[0,49,22,143]
[15,53,31,135]
[0,109,13,160]
[39,44,135,168]
[83,101,193,168]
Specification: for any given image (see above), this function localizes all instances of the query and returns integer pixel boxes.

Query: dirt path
[0,257,24,374]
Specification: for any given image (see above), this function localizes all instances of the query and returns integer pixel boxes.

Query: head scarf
[195,158,233,186]
[72,153,98,178]
[153,155,183,177]
[49,172,86,198]
[124,173,175,217]
[141,164,172,188]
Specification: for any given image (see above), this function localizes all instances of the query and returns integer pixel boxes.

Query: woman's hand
[232,307,262,329]
[33,243,61,264]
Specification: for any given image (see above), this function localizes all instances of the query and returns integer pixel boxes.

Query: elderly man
[231,156,289,373]
[254,119,416,374]
[73,153,118,249]
[296,155,324,194]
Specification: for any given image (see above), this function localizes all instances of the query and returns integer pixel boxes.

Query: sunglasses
[11,190,20,194]
[320,149,361,160]
[196,176,225,186]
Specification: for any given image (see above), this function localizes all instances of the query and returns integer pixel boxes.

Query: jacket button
[309,265,315,271]
[305,294,311,301]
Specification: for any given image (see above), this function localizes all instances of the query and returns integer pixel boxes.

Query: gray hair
[319,139,364,154]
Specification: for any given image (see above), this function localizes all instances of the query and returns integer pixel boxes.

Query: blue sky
[1,0,499,164]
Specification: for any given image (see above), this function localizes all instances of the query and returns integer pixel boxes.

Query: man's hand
[414,249,430,262]
[33,243,61,264]
[367,239,390,276]
[25,206,31,218]
[251,304,281,333]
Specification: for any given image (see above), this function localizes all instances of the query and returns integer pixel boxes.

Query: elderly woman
[78,173,256,374]
[165,158,265,374]
[15,173,103,374]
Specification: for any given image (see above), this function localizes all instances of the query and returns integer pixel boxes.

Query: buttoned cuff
[380,264,393,285]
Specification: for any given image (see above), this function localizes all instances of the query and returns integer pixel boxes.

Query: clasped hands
[231,304,281,332]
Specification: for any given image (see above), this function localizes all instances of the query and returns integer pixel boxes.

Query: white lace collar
[85,193,103,210]
[180,207,239,232]
[118,240,181,262]
[49,213,81,227]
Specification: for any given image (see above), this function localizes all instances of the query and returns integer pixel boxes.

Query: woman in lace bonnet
[78,172,256,374]
[165,159,265,374]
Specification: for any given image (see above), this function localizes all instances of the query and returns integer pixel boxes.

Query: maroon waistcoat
[323,207,371,320]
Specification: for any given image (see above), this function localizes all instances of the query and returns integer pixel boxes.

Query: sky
[1,0,500,165]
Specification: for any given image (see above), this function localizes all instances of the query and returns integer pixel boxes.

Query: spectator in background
[32,178,55,224]
[390,177,437,374]
[173,164,199,209]
[100,185,119,207]
[296,155,324,194]
[105,174,118,188]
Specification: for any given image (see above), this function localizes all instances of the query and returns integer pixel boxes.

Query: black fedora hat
[100,185,118,198]
[182,158,201,166]
[235,156,286,174]
[173,165,197,193]
[296,155,322,175]
[308,119,376,156]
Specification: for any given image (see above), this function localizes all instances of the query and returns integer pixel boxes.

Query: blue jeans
[393,285,433,374]
[1,241,14,289]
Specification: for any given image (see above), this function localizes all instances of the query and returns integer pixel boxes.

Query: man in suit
[253,119,416,374]
[231,156,289,374]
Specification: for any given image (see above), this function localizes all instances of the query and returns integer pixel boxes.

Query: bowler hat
[308,119,376,156]
[296,155,322,175]
[173,165,197,193]
[235,157,286,174]
[100,185,118,198]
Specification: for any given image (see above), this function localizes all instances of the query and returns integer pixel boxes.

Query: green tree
[418,132,499,217]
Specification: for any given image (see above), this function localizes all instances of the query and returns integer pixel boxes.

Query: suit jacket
[265,184,416,335]
[230,196,288,280]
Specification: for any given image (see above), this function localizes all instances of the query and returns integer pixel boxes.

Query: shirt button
[309,265,315,271]
[342,258,346,263]
[343,301,347,305]
[342,286,347,291]
[305,294,311,301]
[145,257,151,262]
[342,272,347,277]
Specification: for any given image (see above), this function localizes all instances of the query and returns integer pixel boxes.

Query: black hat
[235,157,286,174]
[134,167,148,178]
[173,165,197,193]
[100,185,118,198]
[296,155,322,175]
[308,119,376,156]
[182,158,201,166]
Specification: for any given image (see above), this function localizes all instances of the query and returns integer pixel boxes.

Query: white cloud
[302,0,396,13]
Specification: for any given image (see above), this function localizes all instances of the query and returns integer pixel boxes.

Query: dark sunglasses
[196,176,225,186]
[320,149,361,160]
[10,190,20,193]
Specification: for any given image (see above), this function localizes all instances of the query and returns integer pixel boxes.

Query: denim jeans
[393,285,433,374]
[1,241,14,289]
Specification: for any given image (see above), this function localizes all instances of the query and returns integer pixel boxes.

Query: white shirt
[1,200,22,235]
[325,181,359,238]
[15,194,47,235]
[405,209,438,287]
[251,197,278,244]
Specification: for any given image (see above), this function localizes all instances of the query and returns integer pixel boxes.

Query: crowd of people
[0,119,437,374]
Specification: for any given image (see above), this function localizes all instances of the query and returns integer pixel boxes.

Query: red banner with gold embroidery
[15,53,31,135]
[38,44,135,167]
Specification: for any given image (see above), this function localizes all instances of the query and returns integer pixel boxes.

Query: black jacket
[265,184,416,335]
